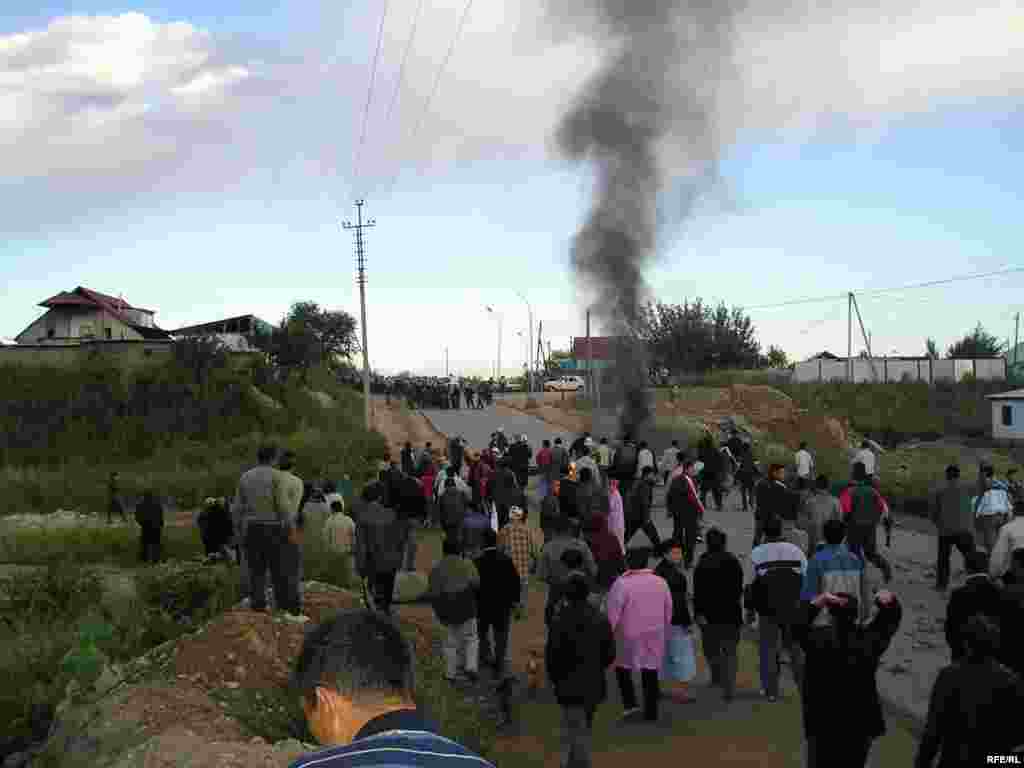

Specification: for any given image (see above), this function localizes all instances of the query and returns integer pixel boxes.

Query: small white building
[987,389,1024,441]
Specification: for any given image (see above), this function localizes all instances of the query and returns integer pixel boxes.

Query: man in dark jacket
[401,441,417,476]
[440,479,468,548]
[693,527,745,702]
[749,517,807,702]
[492,463,522,530]
[625,467,662,554]
[546,571,615,768]
[474,528,521,680]
[550,438,569,478]
[541,479,565,545]
[795,589,902,768]
[355,482,405,614]
[697,431,723,511]
[916,614,1024,768]
[754,464,798,548]
[575,467,609,529]
[135,489,164,564]
[1000,548,1024,676]
[508,436,532,491]
[945,548,1004,661]
[448,436,465,475]
[611,436,638,499]
[666,458,704,569]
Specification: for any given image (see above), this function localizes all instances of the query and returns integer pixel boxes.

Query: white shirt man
[795,447,814,480]
[853,449,875,476]
[636,444,656,478]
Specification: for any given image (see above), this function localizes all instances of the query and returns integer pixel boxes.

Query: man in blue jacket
[290,610,494,768]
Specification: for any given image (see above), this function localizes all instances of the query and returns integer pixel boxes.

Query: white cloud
[0,13,253,179]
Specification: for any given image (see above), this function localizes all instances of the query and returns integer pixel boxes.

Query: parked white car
[544,375,584,392]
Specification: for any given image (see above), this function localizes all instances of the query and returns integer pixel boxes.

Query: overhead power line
[744,265,1024,311]
[352,0,390,200]
[383,0,426,131]
[380,0,475,197]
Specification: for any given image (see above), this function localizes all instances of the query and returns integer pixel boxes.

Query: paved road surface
[422,405,953,728]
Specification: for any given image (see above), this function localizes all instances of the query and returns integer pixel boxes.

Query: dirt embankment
[372,399,448,458]
[498,386,850,453]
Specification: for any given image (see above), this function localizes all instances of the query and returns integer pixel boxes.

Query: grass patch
[0,558,240,758]
[0,522,203,566]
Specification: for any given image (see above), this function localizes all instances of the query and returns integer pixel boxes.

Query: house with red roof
[14,286,172,345]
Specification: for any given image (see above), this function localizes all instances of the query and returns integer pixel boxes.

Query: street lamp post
[485,306,502,382]
[515,291,534,393]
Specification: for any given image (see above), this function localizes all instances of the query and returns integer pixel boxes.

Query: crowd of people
[382,376,508,410]
[113,422,1024,767]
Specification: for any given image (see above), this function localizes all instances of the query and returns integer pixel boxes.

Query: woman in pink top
[607,479,626,554]
[605,541,673,722]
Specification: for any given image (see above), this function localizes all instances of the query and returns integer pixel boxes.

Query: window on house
[105,328,112,339]
[1002,405,1013,427]
[47,328,55,339]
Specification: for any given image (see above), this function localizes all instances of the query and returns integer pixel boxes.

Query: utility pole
[1015,313,1020,368]
[515,291,534,393]
[343,199,375,431]
[851,293,878,381]
[445,347,449,377]
[847,292,853,383]
[586,309,593,398]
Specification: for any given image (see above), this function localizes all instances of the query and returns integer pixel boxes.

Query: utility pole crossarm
[342,199,377,431]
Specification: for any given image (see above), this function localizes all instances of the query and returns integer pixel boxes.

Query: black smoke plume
[554,0,743,436]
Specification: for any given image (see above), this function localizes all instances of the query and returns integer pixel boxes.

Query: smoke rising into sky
[553,0,745,433]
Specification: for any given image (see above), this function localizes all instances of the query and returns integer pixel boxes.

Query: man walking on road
[800,474,841,556]
[355,482,405,615]
[755,464,799,549]
[931,464,976,593]
[944,548,1003,662]
[840,463,893,584]
[694,528,745,702]
[749,517,806,703]
[625,467,662,554]
[666,458,704,569]
[801,519,865,626]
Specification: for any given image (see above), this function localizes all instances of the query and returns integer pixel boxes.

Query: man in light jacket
[931,465,976,593]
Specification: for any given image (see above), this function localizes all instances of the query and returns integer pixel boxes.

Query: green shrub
[0,524,203,566]
[135,560,240,626]
[1,561,104,620]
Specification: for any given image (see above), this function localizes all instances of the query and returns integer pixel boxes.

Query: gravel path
[422,407,959,730]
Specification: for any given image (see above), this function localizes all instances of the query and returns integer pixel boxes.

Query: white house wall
[793,357,1007,384]
[992,400,1024,441]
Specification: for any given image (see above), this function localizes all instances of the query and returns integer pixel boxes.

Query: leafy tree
[637,300,760,375]
[285,302,359,363]
[925,338,939,359]
[947,323,1004,358]
[766,345,789,368]
[259,302,360,384]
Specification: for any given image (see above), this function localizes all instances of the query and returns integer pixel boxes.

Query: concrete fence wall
[793,357,1007,384]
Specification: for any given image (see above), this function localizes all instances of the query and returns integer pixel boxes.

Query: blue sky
[2,1,1022,375]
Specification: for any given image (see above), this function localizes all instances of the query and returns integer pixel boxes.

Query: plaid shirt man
[497,511,538,608]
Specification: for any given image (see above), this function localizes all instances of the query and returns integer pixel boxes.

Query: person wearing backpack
[611,436,639,500]
[748,517,807,702]
[840,463,893,584]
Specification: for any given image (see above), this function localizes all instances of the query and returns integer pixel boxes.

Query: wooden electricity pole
[343,199,375,431]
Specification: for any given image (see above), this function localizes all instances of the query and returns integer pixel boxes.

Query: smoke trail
[553,0,744,435]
